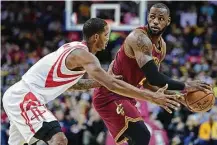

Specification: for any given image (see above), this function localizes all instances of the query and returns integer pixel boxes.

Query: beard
[147,24,167,36]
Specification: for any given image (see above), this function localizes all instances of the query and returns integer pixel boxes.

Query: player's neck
[149,35,161,45]
[88,43,97,54]
[146,26,162,45]
[82,40,97,54]
[91,48,97,54]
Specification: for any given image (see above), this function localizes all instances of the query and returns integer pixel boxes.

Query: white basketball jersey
[22,41,88,103]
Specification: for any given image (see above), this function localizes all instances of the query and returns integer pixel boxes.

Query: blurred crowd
[1,1,217,145]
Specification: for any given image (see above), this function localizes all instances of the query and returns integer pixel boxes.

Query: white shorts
[2,80,57,145]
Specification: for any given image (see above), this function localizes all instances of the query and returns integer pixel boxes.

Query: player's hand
[152,84,181,114]
[146,84,191,111]
[164,88,196,112]
[184,80,212,93]
[173,93,194,112]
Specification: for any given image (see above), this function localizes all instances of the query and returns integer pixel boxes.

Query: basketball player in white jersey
[2,18,180,145]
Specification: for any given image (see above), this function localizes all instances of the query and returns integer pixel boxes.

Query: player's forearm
[143,80,159,92]
[142,60,185,90]
[87,65,154,101]
[143,80,176,95]
[148,73,185,90]
[67,79,102,91]
[143,80,188,107]
[108,78,155,102]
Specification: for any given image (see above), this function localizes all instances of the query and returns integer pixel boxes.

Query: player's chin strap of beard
[147,24,166,36]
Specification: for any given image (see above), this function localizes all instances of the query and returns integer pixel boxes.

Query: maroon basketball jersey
[93,26,166,104]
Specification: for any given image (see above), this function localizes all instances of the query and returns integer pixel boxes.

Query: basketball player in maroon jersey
[92,3,211,145]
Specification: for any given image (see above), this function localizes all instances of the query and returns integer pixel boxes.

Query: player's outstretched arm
[67,48,178,108]
[67,60,121,91]
[68,48,150,100]
[67,79,102,91]
[126,29,210,92]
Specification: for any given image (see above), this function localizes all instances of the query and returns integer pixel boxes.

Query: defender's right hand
[152,84,181,114]
[157,88,194,112]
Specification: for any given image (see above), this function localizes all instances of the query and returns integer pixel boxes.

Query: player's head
[83,18,110,53]
[147,3,171,36]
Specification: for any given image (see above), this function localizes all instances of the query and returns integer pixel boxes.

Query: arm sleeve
[141,60,185,90]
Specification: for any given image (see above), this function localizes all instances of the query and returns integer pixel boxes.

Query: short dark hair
[150,3,170,15]
[82,18,107,40]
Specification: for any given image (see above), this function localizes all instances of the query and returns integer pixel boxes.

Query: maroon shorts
[93,89,143,144]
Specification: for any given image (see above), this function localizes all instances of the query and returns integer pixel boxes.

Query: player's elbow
[89,67,116,91]
[142,60,165,87]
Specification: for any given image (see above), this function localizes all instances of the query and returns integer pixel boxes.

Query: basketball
[185,90,215,113]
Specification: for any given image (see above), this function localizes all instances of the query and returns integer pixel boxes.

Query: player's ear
[94,34,99,42]
[167,17,171,26]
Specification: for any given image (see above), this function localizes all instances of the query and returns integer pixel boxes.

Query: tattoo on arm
[67,79,102,91]
[137,34,147,48]
[133,32,153,67]
[136,33,153,55]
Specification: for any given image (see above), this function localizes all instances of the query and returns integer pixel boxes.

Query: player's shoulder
[68,42,91,57]
[130,28,151,40]
[61,41,88,49]
[54,41,89,58]
[126,28,152,47]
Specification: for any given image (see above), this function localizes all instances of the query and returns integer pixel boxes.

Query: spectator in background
[199,1,215,25]
[198,116,217,145]
[180,5,197,28]
[201,2,215,17]
[48,18,62,32]
[213,80,217,97]
[183,115,199,145]
[123,12,140,25]
[83,108,106,145]
[78,3,90,23]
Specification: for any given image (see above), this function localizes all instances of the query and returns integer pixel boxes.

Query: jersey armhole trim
[63,46,87,73]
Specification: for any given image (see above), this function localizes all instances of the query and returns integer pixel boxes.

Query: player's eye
[150,15,155,19]
[159,17,164,21]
